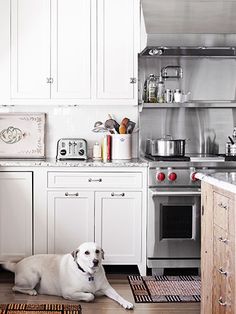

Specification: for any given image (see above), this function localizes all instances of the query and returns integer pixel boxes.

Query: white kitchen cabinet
[50,0,92,99]
[0,0,10,103]
[47,191,94,254]
[95,191,142,263]
[45,169,146,273]
[11,0,92,100]
[10,0,139,104]
[97,0,138,103]
[11,0,51,99]
[0,172,32,261]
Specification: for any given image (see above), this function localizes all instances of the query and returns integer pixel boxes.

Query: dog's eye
[95,249,100,254]
[85,251,90,255]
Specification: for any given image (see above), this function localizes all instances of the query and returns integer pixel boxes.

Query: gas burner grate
[219,154,236,161]
[145,154,191,162]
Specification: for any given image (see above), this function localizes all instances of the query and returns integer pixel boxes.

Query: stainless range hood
[140,0,236,56]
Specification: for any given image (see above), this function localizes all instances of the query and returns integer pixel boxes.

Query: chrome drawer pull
[218,297,227,306]
[218,267,228,276]
[88,178,102,182]
[218,236,228,244]
[111,192,125,197]
[65,192,79,197]
[218,202,228,210]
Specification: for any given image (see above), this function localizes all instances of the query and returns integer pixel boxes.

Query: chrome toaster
[56,138,87,160]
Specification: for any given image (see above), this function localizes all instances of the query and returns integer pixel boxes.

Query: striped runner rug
[0,304,82,314]
[128,275,201,303]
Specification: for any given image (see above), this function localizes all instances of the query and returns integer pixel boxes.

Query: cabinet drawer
[213,192,229,231]
[48,172,142,189]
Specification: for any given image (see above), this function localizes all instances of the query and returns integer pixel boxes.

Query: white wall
[0,105,139,159]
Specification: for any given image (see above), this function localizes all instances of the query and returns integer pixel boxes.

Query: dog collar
[71,253,94,281]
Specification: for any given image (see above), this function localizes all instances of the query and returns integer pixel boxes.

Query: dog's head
[71,242,104,274]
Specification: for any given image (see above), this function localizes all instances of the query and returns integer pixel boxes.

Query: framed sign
[0,113,46,158]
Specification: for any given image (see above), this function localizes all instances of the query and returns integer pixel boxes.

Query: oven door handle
[151,190,201,196]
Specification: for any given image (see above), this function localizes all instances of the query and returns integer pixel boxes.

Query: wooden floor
[0,272,200,314]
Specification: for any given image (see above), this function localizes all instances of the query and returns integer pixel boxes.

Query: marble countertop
[196,172,236,194]
[0,158,148,168]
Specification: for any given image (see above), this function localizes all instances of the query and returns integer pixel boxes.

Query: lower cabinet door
[47,191,94,254]
[95,191,142,264]
[0,172,32,261]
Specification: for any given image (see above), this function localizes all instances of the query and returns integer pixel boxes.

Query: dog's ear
[71,249,79,261]
[101,248,105,260]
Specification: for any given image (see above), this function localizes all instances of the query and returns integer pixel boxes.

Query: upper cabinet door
[11,0,50,99]
[51,0,92,99]
[97,0,138,102]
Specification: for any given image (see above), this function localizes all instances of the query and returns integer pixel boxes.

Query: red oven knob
[156,172,165,182]
[191,172,198,182]
[168,172,177,181]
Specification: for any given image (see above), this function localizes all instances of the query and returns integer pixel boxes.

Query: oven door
[147,187,201,262]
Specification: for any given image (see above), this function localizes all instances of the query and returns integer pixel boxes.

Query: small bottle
[157,74,165,103]
[93,142,101,160]
[142,76,150,102]
[148,74,157,103]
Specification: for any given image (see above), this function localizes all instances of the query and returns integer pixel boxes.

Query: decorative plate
[0,113,46,158]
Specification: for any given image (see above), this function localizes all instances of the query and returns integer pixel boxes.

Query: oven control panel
[151,167,201,187]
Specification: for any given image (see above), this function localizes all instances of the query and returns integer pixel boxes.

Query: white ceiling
[141,0,236,34]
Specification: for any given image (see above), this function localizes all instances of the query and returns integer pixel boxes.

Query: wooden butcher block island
[197,172,236,314]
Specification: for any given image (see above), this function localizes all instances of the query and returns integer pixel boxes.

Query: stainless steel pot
[146,136,186,157]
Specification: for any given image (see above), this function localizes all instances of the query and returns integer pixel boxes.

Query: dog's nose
[93,259,99,266]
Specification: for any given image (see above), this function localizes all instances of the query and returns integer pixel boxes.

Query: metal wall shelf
[140,47,236,57]
[139,101,236,109]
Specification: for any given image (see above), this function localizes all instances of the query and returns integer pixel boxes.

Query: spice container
[173,89,182,103]
[164,89,173,103]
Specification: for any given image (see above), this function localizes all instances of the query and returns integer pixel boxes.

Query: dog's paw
[85,293,95,302]
[122,301,134,310]
[29,289,38,296]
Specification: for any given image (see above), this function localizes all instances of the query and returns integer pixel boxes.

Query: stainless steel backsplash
[140,107,236,156]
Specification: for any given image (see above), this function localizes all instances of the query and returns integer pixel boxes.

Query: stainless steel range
[146,155,236,274]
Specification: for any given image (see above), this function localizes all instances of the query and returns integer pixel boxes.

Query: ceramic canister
[111,134,131,160]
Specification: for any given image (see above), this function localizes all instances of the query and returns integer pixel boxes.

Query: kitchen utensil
[146,136,187,157]
[92,126,107,133]
[94,121,103,127]
[56,138,87,160]
[228,136,234,145]
[126,120,136,134]
[121,117,130,127]
[104,119,120,134]
[119,124,126,134]
[92,121,107,133]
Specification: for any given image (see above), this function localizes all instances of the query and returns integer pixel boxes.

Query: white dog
[3,242,133,310]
